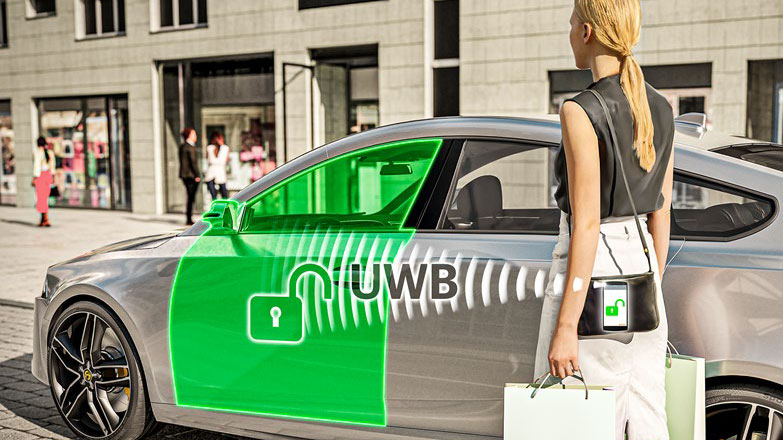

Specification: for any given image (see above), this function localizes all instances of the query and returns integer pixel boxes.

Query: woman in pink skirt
[33,136,55,227]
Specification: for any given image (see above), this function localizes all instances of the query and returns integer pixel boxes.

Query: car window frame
[670,168,778,242]
[236,138,455,234]
[415,137,562,235]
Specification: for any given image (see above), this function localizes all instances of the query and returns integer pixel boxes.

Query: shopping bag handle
[665,340,679,368]
[527,370,589,400]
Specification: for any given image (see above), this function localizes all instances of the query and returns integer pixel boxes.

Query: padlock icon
[246,263,332,345]
[605,298,626,317]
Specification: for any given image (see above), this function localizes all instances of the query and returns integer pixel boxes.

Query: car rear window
[713,144,783,172]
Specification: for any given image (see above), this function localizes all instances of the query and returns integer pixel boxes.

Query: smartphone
[603,282,629,330]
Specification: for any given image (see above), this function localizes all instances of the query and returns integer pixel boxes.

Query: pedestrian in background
[179,127,201,225]
[204,131,229,201]
[32,136,55,227]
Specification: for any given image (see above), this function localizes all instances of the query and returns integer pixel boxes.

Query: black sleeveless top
[554,73,675,218]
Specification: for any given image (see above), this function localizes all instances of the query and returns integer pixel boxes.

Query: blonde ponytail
[574,0,656,172]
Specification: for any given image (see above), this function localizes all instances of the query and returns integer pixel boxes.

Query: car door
[385,138,563,437]
[168,137,448,427]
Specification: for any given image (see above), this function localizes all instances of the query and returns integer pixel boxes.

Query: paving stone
[8,408,55,423]
[0,416,40,431]
[0,389,38,403]
[2,383,42,394]
[0,429,40,440]
[24,427,70,440]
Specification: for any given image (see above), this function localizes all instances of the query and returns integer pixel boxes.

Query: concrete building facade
[0,0,781,214]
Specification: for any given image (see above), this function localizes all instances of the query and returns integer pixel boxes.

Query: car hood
[84,232,178,255]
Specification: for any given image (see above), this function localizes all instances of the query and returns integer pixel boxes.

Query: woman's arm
[548,100,602,379]
[646,147,674,275]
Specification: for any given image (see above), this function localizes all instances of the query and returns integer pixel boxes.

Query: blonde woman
[533,1,675,438]
[204,131,229,200]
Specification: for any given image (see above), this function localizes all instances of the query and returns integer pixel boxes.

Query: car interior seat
[451,175,503,229]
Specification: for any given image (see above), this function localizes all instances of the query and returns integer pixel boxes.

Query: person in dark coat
[179,127,201,225]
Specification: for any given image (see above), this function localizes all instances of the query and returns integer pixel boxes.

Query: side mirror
[202,199,240,235]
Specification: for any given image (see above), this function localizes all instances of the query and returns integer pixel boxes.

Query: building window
[161,56,276,214]
[26,0,56,18]
[153,0,206,31]
[1,0,8,47]
[299,0,384,10]
[432,0,459,117]
[37,96,132,210]
[748,59,783,142]
[77,0,125,39]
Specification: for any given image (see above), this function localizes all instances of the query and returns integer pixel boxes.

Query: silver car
[31,115,783,440]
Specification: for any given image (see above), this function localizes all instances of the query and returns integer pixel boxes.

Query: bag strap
[583,88,653,273]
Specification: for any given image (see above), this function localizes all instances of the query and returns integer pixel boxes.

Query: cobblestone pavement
[0,304,250,440]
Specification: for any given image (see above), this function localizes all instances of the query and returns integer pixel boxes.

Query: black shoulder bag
[572,88,660,336]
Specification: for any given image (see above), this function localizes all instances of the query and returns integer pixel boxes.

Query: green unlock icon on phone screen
[605,298,626,316]
[247,263,332,345]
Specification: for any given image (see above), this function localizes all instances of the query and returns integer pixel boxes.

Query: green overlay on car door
[169,139,442,426]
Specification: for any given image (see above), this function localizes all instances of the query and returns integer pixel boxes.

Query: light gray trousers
[534,210,669,440]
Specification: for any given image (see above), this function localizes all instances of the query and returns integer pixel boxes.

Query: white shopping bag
[665,341,706,440]
[504,372,615,440]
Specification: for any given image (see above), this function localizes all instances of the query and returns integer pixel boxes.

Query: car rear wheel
[706,382,783,440]
[48,301,158,439]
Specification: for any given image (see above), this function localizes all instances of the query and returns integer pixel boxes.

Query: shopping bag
[665,341,706,440]
[504,372,615,439]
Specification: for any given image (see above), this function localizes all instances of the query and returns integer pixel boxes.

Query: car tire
[706,382,783,440]
[48,301,159,440]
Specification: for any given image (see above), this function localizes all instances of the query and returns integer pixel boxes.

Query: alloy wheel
[49,311,132,438]
[707,401,783,440]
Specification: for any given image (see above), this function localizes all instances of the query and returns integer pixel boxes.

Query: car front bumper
[31,296,50,385]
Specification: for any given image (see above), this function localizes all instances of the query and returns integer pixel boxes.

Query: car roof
[323,115,774,158]
[233,115,777,204]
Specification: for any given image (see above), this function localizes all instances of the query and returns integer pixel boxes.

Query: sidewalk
[0,206,187,305]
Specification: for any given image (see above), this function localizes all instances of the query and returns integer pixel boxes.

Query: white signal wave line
[351,234,368,329]
[481,259,494,308]
[434,249,449,315]
[465,257,478,310]
[377,240,394,324]
[418,245,434,318]
[516,265,528,301]
[498,261,510,304]
[325,230,343,333]
[534,269,546,298]
[363,236,380,327]
[338,232,355,331]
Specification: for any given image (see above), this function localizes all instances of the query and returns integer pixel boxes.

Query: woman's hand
[548,324,579,379]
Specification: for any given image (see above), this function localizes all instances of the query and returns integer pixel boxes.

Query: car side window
[671,173,774,239]
[438,139,560,233]
[240,138,442,233]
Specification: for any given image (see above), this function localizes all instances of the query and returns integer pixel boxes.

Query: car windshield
[714,144,783,172]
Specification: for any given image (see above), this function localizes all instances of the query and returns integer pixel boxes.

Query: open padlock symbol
[246,263,332,344]
[605,298,626,317]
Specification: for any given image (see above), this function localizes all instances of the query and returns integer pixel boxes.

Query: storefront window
[38,96,131,210]
[0,100,14,205]
[162,56,275,214]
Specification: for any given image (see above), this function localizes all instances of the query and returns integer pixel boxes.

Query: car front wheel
[706,382,783,440]
[48,301,158,439]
